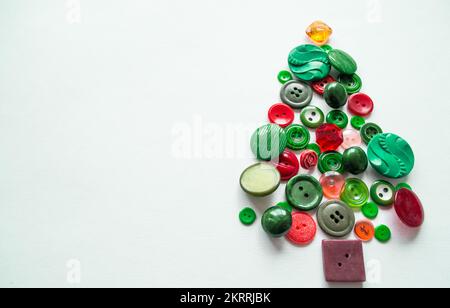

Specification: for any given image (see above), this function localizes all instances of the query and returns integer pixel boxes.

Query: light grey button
[280,80,313,109]
[317,200,355,237]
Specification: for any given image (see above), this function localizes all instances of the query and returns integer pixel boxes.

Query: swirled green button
[342,147,368,175]
[286,175,323,211]
[326,110,348,129]
[337,73,362,94]
[240,163,281,197]
[300,106,325,129]
[360,123,383,144]
[285,124,310,150]
[318,151,344,174]
[351,116,366,130]
[321,45,333,54]
[370,180,395,206]
[239,208,257,225]
[288,44,331,81]
[250,124,287,161]
[340,178,369,209]
[307,143,321,155]
[278,70,293,84]
[324,82,348,109]
[375,225,391,243]
[362,202,379,220]
[367,133,415,179]
[328,49,358,75]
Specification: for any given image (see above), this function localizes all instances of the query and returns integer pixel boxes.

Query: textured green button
[324,82,348,109]
[317,200,355,238]
[326,110,348,129]
[328,49,358,75]
[337,73,362,94]
[261,206,292,237]
[278,70,293,84]
[250,124,287,161]
[360,123,383,144]
[318,151,344,174]
[276,201,293,213]
[351,116,366,130]
[340,178,369,209]
[286,175,323,211]
[300,106,325,129]
[240,163,281,197]
[321,45,333,54]
[239,208,257,225]
[342,147,368,175]
[362,202,379,220]
[307,143,321,155]
[285,124,310,150]
[288,44,331,81]
[396,182,412,192]
[375,225,391,243]
[367,133,415,179]
[370,180,395,206]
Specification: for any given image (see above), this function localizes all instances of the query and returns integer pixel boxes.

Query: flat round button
[288,44,331,81]
[278,70,293,84]
[316,124,344,152]
[251,124,288,161]
[318,151,344,174]
[368,133,415,179]
[360,123,383,145]
[286,212,317,245]
[320,171,346,199]
[300,106,325,129]
[342,147,368,175]
[300,150,318,170]
[286,175,323,211]
[396,182,412,192]
[338,73,362,94]
[276,201,293,213]
[324,82,348,109]
[285,124,310,151]
[328,49,358,75]
[311,76,335,95]
[307,143,321,155]
[268,103,295,128]
[280,80,313,109]
[317,200,356,238]
[274,150,300,181]
[240,163,281,197]
[340,178,369,209]
[261,206,292,238]
[348,93,374,117]
[351,116,366,130]
[354,220,375,242]
[370,180,395,206]
[375,225,391,243]
[394,188,424,228]
[239,208,257,225]
[342,129,362,149]
[362,202,379,220]
[326,110,348,129]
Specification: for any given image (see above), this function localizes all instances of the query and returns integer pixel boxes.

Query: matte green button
[318,151,344,174]
[324,82,348,109]
[317,200,355,238]
[370,180,395,206]
[307,143,321,155]
[337,73,362,94]
[285,124,310,150]
[250,124,287,161]
[321,45,333,54]
[396,182,412,192]
[278,70,293,84]
[300,106,325,129]
[286,175,323,211]
[340,178,369,209]
[328,49,358,75]
[239,208,257,225]
[261,206,292,238]
[362,202,379,220]
[240,163,281,197]
[375,225,391,243]
[276,201,293,213]
[342,147,368,175]
[326,110,348,129]
[351,116,366,130]
[288,44,331,81]
[360,123,383,144]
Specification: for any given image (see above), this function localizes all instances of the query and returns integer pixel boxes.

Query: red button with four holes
[273,150,299,181]
[348,93,374,117]
[311,76,335,95]
[286,212,317,245]
[268,103,295,128]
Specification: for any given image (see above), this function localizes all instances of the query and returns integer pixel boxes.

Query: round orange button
[354,220,375,242]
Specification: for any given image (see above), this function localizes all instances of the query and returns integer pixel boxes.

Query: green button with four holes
[285,124,310,150]
[370,180,396,206]
[326,110,348,129]
[362,202,379,220]
[351,116,366,130]
[340,178,369,209]
[318,151,344,174]
[300,106,325,129]
[239,208,257,225]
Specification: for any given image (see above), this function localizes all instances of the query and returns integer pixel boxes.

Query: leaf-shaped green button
[328,49,358,75]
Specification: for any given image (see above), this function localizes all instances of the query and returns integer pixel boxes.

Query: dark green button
[286,175,323,211]
[278,70,293,84]
[351,116,366,130]
[396,183,412,192]
[340,178,369,209]
[324,82,348,109]
[318,151,344,174]
[285,124,310,150]
[300,106,325,129]
[326,110,348,129]
[276,201,293,213]
[342,147,368,175]
[317,200,355,238]
[360,123,383,144]
[362,202,379,220]
[337,73,362,94]
[288,44,331,81]
[375,225,391,243]
[370,180,395,206]
[261,206,292,237]
[328,49,358,75]
[250,124,287,161]
[239,208,257,225]
[307,143,321,155]
[321,45,333,54]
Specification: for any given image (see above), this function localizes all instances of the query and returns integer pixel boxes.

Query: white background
[1,0,449,288]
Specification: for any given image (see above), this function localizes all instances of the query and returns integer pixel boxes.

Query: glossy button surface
[280,80,313,109]
[239,208,257,225]
[348,93,374,117]
[240,163,281,197]
[316,124,343,152]
[370,180,395,206]
[250,124,287,161]
[300,106,325,129]
[342,129,362,149]
[351,116,366,130]
[288,44,331,81]
[261,206,292,238]
[320,172,346,199]
[274,150,300,181]
[324,82,348,109]
[268,103,295,128]
[307,143,321,155]
[362,202,379,220]
[340,178,369,209]
[317,200,356,237]
[354,221,375,242]
[278,70,293,84]
[306,21,333,46]
[318,151,344,174]
[394,188,424,228]
[338,73,362,94]
[375,225,391,243]
[342,147,368,175]
[311,76,335,95]
[300,150,319,170]
[360,123,383,144]
[326,110,348,129]
[285,124,310,150]
[286,175,323,211]
[328,49,358,75]
[286,212,317,245]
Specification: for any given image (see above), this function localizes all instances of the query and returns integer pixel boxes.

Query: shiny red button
[316,124,343,152]
[286,212,317,245]
[394,188,424,228]
[311,76,335,95]
[348,93,374,117]
[268,103,295,128]
[300,150,318,169]
[273,150,299,181]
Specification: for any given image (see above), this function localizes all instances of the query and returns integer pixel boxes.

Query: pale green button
[240,163,281,197]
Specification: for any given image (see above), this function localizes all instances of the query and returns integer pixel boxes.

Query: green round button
[288,44,331,81]
[360,123,383,145]
[250,124,287,161]
[300,106,325,129]
[307,143,321,155]
[370,180,395,206]
[240,163,281,197]
[337,73,362,94]
[276,201,293,213]
[278,70,293,84]
[328,49,358,75]
[396,182,412,192]
[321,45,333,54]
[340,178,369,209]
[239,208,257,225]
[317,200,355,238]
[286,175,323,211]
[342,147,368,175]
[285,124,310,151]
[324,82,348,109]
[362,202,379,220]
[261,206,292,238]
[318,151,344,174]
[375,225,391,243]
[351,116,366,130]
[326,110,349,129]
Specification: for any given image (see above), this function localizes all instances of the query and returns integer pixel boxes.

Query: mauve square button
[322,240,366,282]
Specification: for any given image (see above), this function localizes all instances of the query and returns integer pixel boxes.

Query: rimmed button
[340,178,369,209]
[300,106,325,129]
[326,110,348,129]
[311,76,335,95]
[360,122,383,145]
[285,124,310,150]
[317,200,355,237]
[280,80,313,109]
[354,220,375,242]
[338,73,362,94]
[370,180,395,206]
[362,202,379,220]
[375,225,391,243]
[240,163,281,197]
[318,151,344,174]
[274,150,300,181]
[286,212,317,245]
[341,129,362,149]
[320,171,346,199]
[239,208,257,226]
[278,70,293,84]
[348,93,374,117]
[351,116,365,130]
[268,103,295,128]
[286,175,323,211]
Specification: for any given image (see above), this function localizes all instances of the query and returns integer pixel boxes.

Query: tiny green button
[307,143,321,156]
[375,225,392,243]
[360,123,383,144]
[351,116,366,130]
[338,73,362,94]
[285,124,310,151]
[340,178,369,209]
[278,70,293,84]
[239,208,257,225]
[370,180,395,206]
[326,110,349,129]
[318,151,344,174]
[362,202,379,220]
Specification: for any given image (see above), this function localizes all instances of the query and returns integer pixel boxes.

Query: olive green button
[370,180,395,206]
[278,70,293,84]
[351,116,366,130]
[318,151,344,174]
[396,183,412,192]
[340,178,369,209]
[342,147,368,175]
[276,201,293,213]
[307,143,321,155]
[240,163,281,197]
[321,45,333,54]
[360,123,383,144]
[328,49,358,75]
[317,200,355,238]
[326,110,348,129]
[285,124,310,150]
[239,208,257,225]
[300,106,325,129]
[250,124,287,161]
[261,206,292,237]
[324,82,348,109]
[286,175,323,211]
[288,44,331,81]
[375,225,391,243]
[337,73,362,94]
[362,202,379,220]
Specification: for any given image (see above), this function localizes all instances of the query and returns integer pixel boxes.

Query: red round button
[268,103,295,128]
[273,150,299,181]
[394,188,424,228]
[300,150,318,170]
[316,124,343,152]
[286,212,317,245]
[348,93,374,117]
[311,76,335,95]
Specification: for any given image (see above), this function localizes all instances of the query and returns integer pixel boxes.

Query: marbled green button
[328,49,358,75]
[340,178,369,209]
[375,225,391,243]
[239,208,257,225]
[250,124,287,161]
[324,82,348,109]
[300,106,325,129]
[342,147,368,175]
[261,206,292,237]
[318,151,344,174]
[240,163,281,197]
[317,200,355,238]
[286,175,323,211]
[285,124,310,150]
[337,73,362,94]
[321,45,333,54]
[370,180,395,206]
[351,116,366,130]
[362,202,379,220]
[278,70,293,84]
[360,123,383,144]
[326,110,348,129]
[288,44,331,81]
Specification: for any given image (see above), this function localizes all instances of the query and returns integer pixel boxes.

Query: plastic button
[340,178,369,209]
[322,240,366,282]
[306,21,333,46]
[342,147,368,175]
[268,103,295,128]
[240,163,281,197]
[278,70,293,84]
[354,220,375,242]
[360,123,383,145]
[288,44,331,81]
[394,188,424,228]
[341,129,362,149]
[326,110,349,129]
[351,116,366,130]
[338,73,362,94]
[276,201,293,213]
[285,124,310,151]
[320,172,346,199]
[311,76,335,95]
[328,49,358,75]
[375,225,391,243]
[362,202,379,220]
[239,208,257,225]
[316,124,343,152]
[300,150,319,170]
[300,106,325,128]
[286,175,323,211]
[261,206,292,238]
[396,182,412,192]
[317,200,355,238]
[280,80,313,109]
[321,45,333,53]
[370,180,395,206]
[348,93,374,117]
[324,82,348,109]
[250,124,287,161]
[286,212,317,245]
[307,143,321,155]
[318,151,344,174]
[274,150,300,181]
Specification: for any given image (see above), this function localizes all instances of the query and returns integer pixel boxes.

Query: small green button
[324,82,348,109]
[362,202,379,220]
[370,180,395,206]
[307,143,321,155]
[337,73,362,94]
[328,49,358,75]
[318,151,344,174]
[276,201,293,213]
[342,147,368,175]
[285,124,310,151]
[351,116,366,130]
[278,70,293,84]
[340,178,369,209]
[286,175,323,211]
[261,206,292,237]
[250,124,288,161]
[396,182,412,192]
[321,45,333,54]
[239,208,257,225]
[300,106,325,129]
[375,225,392,243]
[326,110,349,129]
[360,123,383,144]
